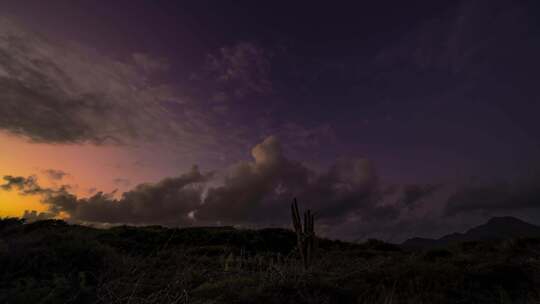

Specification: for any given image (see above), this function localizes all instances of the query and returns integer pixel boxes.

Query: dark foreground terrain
[1,218,539,304]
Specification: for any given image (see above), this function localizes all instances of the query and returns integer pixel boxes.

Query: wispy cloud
[0,18,339,168]
[0,18,183,145]
[42,169,68,181]
[199,41,273,99]
[132,52,169,73]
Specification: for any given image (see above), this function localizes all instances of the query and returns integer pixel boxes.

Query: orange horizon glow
[0,131,177,218]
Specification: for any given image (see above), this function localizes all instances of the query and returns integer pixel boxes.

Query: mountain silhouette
[402,216,540,249]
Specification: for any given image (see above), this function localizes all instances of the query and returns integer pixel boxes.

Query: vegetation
[291,199,316,270]
[0,217,539,303]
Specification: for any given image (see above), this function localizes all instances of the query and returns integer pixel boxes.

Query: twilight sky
[1,0,539,241]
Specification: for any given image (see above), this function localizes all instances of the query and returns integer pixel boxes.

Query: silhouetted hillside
[403,216,540,249]
[1,217,539,303]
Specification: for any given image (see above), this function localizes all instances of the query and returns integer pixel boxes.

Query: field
[1,218,539,303]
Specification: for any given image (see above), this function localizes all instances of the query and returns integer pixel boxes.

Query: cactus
[291,198,316,270]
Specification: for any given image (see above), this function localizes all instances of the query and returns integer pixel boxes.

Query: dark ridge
[402,216,540,249]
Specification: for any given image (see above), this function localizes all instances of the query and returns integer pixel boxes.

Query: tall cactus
[291,198,315,270]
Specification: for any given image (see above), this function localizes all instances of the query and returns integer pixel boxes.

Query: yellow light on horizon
[0,190,45,218]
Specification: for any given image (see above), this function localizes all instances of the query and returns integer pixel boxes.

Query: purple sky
[1,0,540,241]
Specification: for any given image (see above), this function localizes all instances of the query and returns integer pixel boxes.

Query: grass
[0,218,539,303]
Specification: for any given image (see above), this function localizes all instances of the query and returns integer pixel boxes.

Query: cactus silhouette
[291,198,315,270]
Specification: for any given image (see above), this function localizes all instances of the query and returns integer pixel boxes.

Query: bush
[1,219,539,303]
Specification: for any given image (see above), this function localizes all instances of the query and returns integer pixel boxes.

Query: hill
[1,217,539,303]
[403,216,540,249]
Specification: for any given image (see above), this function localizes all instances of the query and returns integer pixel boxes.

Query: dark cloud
[397,184,441,210]
[1,167,210,225]
[41,166,211,225]
[0,137,446,238]
[444,170,540,216]
[303,158,387,221]
[1,175,47,195]
[0,18,340,166]
[42,169,68,181]
[0,17,184,145]
[196,136,312,224]
[197,136,399,226]
[2,137,408,228]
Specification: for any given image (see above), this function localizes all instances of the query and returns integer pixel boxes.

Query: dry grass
[1,218,539,303]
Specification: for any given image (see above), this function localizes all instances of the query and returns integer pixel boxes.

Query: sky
[1,0,540,242]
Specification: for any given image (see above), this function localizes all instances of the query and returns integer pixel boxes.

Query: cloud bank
[5,136,538,240]
[2,137,444,238]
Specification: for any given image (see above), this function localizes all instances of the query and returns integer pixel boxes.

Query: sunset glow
[1,0,539,241]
